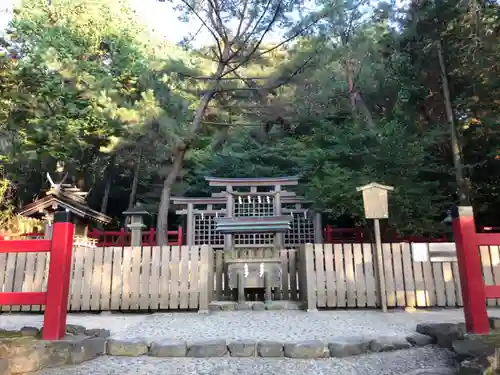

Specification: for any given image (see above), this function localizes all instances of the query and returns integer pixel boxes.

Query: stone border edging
[105,333,432,359]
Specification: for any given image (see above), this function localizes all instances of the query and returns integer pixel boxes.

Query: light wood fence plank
[452,261,463,306]
[140,246,152,310]
[353,244,366,307]
[432,262,446,306]
[344,244,356,307]
[2,254,16,311]
[159,245,172,309]
[32,253,48,312]
[169,246,180,309]
[323,244,336,307]
[215,250,223,300]
[189,246,200,309]
[100,247,113,310]
[198,245,212,310]
[382,243,396,307]
[12,253,26,311]
[129,246,142,310]
[70,247,85,311]
[110,247,123,310]
[289,249,298,301]
[442,261,456,307]
[480,246,495,307]
[315,244,326,307]
[40,253,50,312]
[489,246,500,306]
[334,244,346,307]
[401,243,416,307]
[121,246,133,310]
[281,250,290,300]
[22,253,37,311]
[179,246,190,309]
[420,244,436,307]
[391,243,406,307]
[90,246,104,311]
[150,246,161,310]
[411,249,426,307]
[0,254,7,296]
[80,247,94,310]
[362,244,377,307]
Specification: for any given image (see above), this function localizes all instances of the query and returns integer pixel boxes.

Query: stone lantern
[123,203,149,246]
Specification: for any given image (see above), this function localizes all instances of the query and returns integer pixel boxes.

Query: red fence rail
[0,212,74,340]
[87,226,183,247]
[323,226,365,243]
[452,206,500,334]
[322,225,448,243]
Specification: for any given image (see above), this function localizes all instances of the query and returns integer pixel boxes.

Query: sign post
[356,182,394,313]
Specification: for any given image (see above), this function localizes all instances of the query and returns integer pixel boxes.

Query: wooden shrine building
[18,175,111,238]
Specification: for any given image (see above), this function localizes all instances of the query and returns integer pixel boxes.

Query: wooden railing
[452,206,500,334]
[87,226,183,247]
[322,225,448,244]
[0,212,74,340]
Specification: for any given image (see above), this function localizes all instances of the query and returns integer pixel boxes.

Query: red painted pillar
[451,206,489,334]
[43,211,75,340]
[178,226,184,246]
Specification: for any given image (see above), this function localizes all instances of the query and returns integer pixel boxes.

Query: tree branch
[173,0,224,58]
[220,14,325,79]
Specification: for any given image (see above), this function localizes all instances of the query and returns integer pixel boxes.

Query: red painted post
[120,228,126,246]
[149,228,155,246]
[178,226,183,245]
[43,211,75,340]
[451,206,489,334]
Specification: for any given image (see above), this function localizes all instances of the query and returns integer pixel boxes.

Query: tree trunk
[344,57,376,129]
[128,149,142,210]
[436,38,470,205]
[100,155,115,215]
[156,148,186,245]
[155,53,229,245]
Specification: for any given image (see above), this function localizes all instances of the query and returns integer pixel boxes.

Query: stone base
[0,325,109,375]
[208,300,303,311]
[414,317,500,375]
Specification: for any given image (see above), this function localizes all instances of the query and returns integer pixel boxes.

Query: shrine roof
[204,176,300,187]
[18,189,111,224]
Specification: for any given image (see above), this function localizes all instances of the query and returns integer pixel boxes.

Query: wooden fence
[1,242,500,311]
[0,245,213,312]
[302,243,500,309]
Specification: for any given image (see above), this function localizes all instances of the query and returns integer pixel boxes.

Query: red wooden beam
[484,285,500,299]
[0,240,51,253]
[0,292,46,305]
[476,233,500,246]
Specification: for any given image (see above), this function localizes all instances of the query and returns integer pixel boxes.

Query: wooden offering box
[215,215,292,302]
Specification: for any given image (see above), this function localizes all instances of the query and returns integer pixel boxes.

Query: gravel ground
[1,308,499,342]
[1,309,476,375]
[34,346,457,375]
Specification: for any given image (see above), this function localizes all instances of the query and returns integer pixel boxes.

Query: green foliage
[0,0,499,233]
[0,166,14,228]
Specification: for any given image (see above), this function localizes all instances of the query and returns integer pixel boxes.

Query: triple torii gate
[170,176,323,249]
